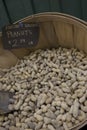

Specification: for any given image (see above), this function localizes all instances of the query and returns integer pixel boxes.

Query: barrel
[0,12,87,129]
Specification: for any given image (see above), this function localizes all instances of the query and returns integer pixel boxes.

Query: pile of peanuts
[0,47,87,130]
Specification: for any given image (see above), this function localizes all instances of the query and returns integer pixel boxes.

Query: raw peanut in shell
[0,47,87,130]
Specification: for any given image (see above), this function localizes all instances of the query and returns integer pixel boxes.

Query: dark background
[0,0,87,30]
[80,125,87,130]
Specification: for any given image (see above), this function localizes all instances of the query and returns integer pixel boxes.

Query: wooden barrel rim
[14,12,87,25]
[14,12,87,30]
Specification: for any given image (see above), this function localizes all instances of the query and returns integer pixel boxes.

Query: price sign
[2,23,40,49]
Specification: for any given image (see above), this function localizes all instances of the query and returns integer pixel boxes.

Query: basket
[0,12,87,129]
